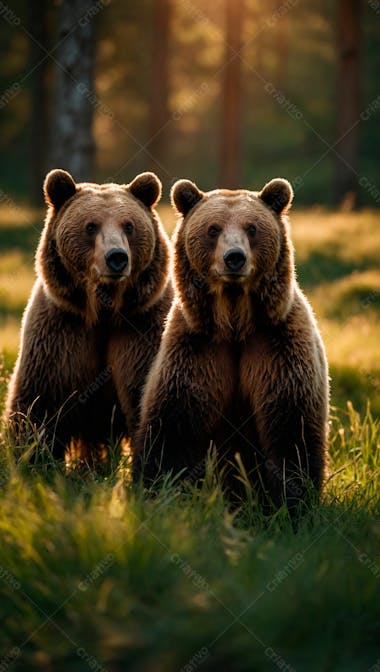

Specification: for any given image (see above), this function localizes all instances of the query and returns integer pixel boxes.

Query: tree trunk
[334,0,361,208]
[148,0,171,180]
[275,1,288,89]
[28,1,50,205]
[50,0,96,181]
[220,0,243,188]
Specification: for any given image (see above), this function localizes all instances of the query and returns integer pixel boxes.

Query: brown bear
[5,169,172,463]
[133,177,329,511]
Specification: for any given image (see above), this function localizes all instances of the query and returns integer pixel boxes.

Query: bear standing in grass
[5,169,172,462]
[134,178,329,511]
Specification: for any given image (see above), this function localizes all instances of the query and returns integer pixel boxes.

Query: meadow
[0,205,379,671]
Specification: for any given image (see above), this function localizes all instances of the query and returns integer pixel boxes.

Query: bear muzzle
[93,247,131,282]
[105,248,129,274]
[223,248,247,273]
[212,247,253,283]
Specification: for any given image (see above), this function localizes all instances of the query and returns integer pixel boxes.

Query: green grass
[0,405,379,671]
[0,205,379,670]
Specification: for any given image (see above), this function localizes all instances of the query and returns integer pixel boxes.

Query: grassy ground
[0,205,379,671]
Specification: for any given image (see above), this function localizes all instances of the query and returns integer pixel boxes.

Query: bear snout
[223,248,247,272]
[105,248,129,273]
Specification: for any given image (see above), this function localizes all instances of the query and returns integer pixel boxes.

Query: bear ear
[171,179,203,216]
[43,169,77,211]
[128,172,162,208]
[259,178,293,214]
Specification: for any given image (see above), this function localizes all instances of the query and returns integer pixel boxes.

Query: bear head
[171,178,295,335]
[37,169,169,324]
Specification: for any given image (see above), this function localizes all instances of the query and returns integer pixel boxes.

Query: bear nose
[105,248,129,273]
[223,248,247,272]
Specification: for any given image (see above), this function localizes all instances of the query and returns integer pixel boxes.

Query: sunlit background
[1,0,379,203]
[0,4,380,669]
[0,0,379,414]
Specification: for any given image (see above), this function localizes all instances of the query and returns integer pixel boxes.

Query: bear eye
[123,221,134,235]
[247,224,257,236]
[208,225,221,238]
[86,222,97,235]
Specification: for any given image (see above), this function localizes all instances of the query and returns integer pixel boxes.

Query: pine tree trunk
[28,1,50,205]
[50,0,96,181]
[149,0,171,182]
[220,0,243,188]
[334,0,361,207]
[275,1,288,89]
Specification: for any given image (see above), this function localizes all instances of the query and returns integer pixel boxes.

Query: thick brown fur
[133,178,329,511]
[5,169,173,461]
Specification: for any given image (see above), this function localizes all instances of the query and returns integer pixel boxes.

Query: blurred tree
[1,0,379,207]
[0,0,30,197]
[334,0,362,207]
[275,0,288,88]
[149,0,171,180]
[248,2,264,76]
[220,0,244,188]
[28,1,51,204]
[50,0,95,180]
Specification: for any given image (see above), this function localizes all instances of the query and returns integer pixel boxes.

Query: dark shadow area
[0,225,40,254]
[330,363,380,416]
[0,303,24,319]
[296,249,376,289]
[325,284,380,320]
